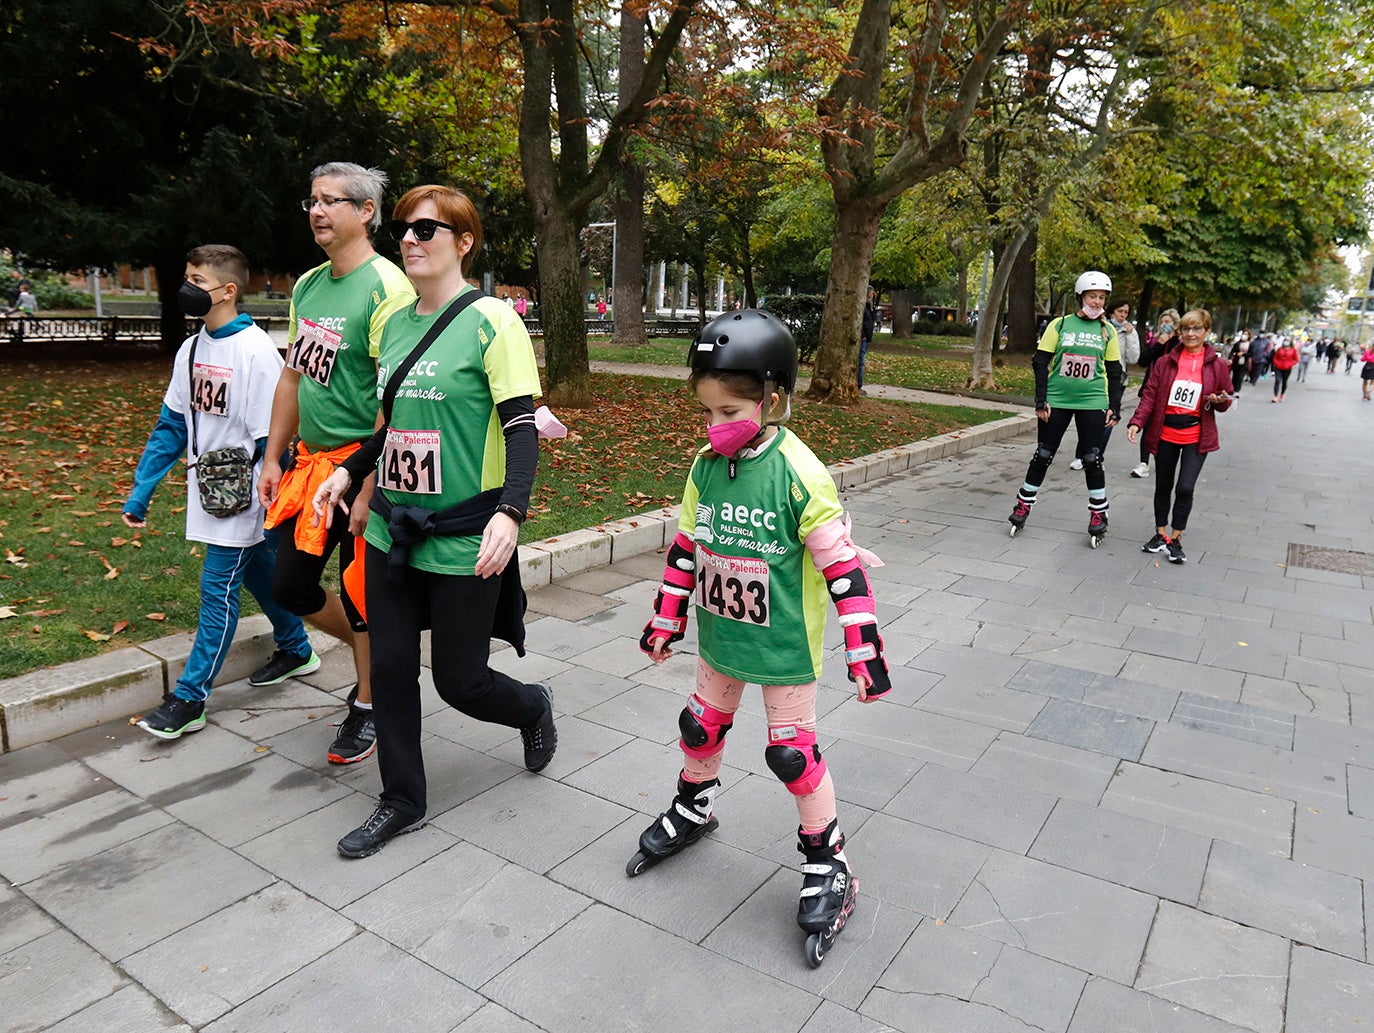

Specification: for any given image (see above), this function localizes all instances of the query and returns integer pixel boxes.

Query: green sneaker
[138,694,207,739]
[248,648,321,686]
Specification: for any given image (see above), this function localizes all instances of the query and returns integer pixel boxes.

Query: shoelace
[361,806,393,833]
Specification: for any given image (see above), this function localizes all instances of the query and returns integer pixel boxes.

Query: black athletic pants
[1153,440,1207,531]
[1027,408,1107,493]
[365,543,546,818]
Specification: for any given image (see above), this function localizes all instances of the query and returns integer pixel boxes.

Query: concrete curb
[0,412,1034,752]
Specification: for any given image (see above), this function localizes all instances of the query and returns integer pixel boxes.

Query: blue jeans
[174,534,312,702]
[858,336,871,388]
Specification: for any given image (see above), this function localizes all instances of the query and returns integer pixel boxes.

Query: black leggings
[1272,369,1291,396]
[1027,408,1107,492]
[1153,441,1207,531]
[365,543,546,817]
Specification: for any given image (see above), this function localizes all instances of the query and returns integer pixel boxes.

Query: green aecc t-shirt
[1038,314,1121,410]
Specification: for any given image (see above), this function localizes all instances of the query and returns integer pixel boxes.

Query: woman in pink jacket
[1127,309,1232,565]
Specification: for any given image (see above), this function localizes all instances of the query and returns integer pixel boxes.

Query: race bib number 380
[191,362,232,416]
[696,544,770,626]
[379,429,442,494]
[1059,354,1097,380]
[288,319,343,387]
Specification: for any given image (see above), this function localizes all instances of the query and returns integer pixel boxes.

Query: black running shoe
[337,804,427,858]
[1142,532,1170,554]
[328,704,376,765]
[521,683,558,772]
[1167,538,1187,564]
[137,694,207,740]
[248,648,321,686]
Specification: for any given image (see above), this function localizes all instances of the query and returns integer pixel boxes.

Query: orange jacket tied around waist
[264,441,363,556]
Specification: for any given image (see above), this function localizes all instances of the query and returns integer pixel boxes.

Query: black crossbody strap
[382,289,487,425]
[187,332,200,461]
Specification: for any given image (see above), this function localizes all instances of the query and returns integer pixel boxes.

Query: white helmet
[1074,270,1112,296]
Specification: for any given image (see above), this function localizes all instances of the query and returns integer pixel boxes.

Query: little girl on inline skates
[631,309,892,967]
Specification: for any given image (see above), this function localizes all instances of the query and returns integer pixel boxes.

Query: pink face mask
[1082,303,1105,320]
[706,399,765,456]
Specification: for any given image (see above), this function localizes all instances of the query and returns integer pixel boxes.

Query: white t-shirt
[164,322,283,547]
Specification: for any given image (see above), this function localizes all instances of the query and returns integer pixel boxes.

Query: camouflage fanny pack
[194,447,254,518]
[187,330,255,519]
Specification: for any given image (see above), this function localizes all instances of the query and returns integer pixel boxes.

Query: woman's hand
[348,477,374,537]
[1105,410,1120,428]
[474,511,520,579]
[1126,425,1140,443]
[856,673,877,703]
[311,467,352,529]
[1206,392,1228,406]
[1037,404,1051,423]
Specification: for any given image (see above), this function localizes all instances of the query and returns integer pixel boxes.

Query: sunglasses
[387,218,459,242]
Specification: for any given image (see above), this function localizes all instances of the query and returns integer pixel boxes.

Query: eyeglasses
[1179,326,1208,335]
[387,218,459,242]
[300,196,359,211]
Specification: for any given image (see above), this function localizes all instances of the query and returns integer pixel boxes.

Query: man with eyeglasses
[257,161,416,765]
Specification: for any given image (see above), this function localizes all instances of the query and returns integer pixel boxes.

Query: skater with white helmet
[633,309,892,967]
[1007,270,1125,548]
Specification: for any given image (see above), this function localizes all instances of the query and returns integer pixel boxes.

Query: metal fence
[2,314,698,347]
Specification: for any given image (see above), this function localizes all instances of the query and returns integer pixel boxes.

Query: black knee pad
[1081,448,1104,474]
[1033,445,1056,465]
[678,695,732,760]
[765,729,828,795]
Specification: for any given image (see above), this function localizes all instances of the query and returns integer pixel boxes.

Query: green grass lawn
[589,337,1036,397]
[0,357,1010,678]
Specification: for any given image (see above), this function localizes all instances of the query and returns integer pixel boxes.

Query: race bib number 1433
[696,545,770,626]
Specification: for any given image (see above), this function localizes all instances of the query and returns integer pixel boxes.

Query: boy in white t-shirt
[123,245,318,739]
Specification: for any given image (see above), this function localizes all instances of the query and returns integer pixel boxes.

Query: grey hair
[310,162,388,232]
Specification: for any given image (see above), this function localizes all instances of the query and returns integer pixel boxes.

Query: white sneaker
[1069,458,1084,470]
[1130,462,1149,478]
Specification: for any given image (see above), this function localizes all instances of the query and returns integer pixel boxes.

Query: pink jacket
[1129,343,1232,454]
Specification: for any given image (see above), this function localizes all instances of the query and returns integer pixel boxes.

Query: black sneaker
[137,694,207,740]
[248,648,321,686]
[337,804,427,858]
[1167,538,1187,564]
[1142,532,1170,554]
[521,683,558,772]
[328,703,376,765]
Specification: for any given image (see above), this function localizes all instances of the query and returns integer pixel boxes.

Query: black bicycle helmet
[688,309,798,395]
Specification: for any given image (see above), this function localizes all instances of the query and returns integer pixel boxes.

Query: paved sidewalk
[3,367,1372,1032]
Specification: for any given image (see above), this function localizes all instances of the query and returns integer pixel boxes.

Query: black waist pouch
[1163,413,1201,429]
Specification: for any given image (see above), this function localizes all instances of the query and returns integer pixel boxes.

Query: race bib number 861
[1169,379,1202,410]
[696,545,770,626]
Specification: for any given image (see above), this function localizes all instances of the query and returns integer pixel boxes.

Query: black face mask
[178,280,218,318]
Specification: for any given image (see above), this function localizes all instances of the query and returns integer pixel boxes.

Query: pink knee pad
[764,725,828,795]
[678,693,733,760]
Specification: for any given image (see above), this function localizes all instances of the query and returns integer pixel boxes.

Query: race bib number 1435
[288,319,343,387]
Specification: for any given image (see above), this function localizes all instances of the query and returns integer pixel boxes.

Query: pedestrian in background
[1361,343,1374,401]
[858,286,878,395]
[1270,336,1298,402]
[1129,308,1178,479]
[1297,338,1316,382]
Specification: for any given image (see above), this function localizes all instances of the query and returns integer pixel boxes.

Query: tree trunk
[1136,278,1155,341]
[156,249,186,354]
[1005,225,1038,352]
[890,289,913,338]
[537,209,592,407]
[611,5,647,346]
[968,223,1032,390]
[807,198,882,404]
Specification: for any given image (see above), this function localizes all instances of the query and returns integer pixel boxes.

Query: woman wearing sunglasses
[313,184,557,858]
[1127,309,1232,565]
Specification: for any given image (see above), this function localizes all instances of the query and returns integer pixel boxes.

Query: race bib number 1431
[379,429,442,494]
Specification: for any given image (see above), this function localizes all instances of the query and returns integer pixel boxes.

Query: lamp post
[587,221,616,310]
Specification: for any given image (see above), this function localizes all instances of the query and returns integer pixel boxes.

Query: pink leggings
[682,658,837,833]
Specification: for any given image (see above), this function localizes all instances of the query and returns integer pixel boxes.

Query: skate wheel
[1009,525,1020,538]
[626,851,656,878]
[1090,535,1101,549]
[805,932,827,968]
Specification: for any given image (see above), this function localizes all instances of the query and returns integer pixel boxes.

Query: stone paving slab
[4,371,1373,1031]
